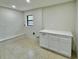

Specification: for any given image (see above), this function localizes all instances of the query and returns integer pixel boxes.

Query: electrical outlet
[33,32,35,35]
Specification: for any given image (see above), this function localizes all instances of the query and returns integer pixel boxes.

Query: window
[27,15,33,26]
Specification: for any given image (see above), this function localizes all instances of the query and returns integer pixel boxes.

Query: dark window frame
[27,15,33,26]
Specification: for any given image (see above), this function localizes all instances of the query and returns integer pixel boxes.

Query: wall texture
[74,1,77,52]
[0,7,25,39]
[43,2,75,32]
[24,9,43,39]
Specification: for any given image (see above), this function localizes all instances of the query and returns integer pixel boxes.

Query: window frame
[27,15,33,26]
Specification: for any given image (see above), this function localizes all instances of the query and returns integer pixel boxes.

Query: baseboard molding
[0,33,25,42]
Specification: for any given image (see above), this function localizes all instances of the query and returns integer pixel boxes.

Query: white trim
[0,33,25,42]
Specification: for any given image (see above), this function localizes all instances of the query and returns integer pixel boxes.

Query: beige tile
[0,35,77,59]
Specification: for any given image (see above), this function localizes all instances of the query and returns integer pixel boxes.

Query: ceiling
[0,0,74,11]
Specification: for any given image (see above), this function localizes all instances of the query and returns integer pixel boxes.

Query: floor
[0,35,77,59]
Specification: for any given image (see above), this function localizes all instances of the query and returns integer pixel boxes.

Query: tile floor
[0,35,77,59]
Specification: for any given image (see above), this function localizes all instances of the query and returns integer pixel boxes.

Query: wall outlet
[33,32,35,35]
[36,36,39,38]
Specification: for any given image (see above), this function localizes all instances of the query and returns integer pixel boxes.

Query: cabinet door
[58,38,71,57]
[48,34,71,57]
[48,34,59,52]
[40,33,49,48]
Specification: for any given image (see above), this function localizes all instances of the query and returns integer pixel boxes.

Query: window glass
[28,16,33,20]
[28,21,33,26]
[27,15,33,26]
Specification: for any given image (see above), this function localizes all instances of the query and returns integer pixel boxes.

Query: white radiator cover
[39,30,72,57]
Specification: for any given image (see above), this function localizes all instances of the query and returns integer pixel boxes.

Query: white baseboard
[0,33,25,42]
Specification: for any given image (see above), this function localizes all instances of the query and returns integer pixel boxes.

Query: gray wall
[0,7,24,39]
[24,9,43,38]
[43,2,75,32]
[74,0,77,52]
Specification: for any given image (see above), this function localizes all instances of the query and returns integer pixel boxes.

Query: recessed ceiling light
[26,0,30,3]
[12,5,16,8]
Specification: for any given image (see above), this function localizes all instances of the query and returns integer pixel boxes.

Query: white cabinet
[48,35,59,52]
[40,33,49,48]
[39,30,72,57]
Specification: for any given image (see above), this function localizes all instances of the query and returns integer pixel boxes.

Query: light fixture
[26,0,30,3]
[12,5,16,8]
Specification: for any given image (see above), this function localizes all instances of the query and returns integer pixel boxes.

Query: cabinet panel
[40,33,49,48]
[58,38,71,56]
[48,34,71,57]
[48,34,59,51]
[39,31,72,57]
